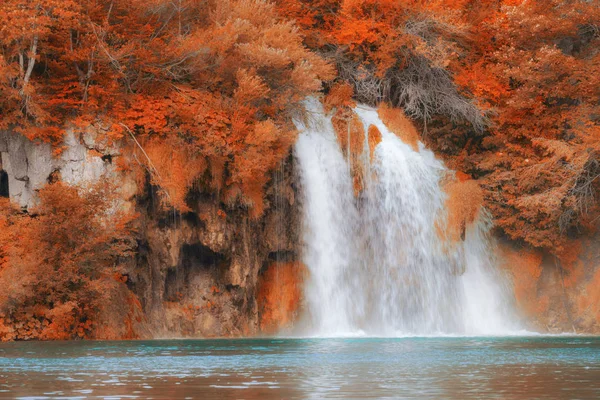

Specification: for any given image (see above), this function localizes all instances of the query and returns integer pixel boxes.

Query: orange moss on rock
[332,108,366,196]
[555,240,583,272]
[578,268,600,325]
[92,283,146,340]
[256,261,306,334]
[499,238,600,333]
[378,104,419,152]
[367,125,382,163]
[455,171,471,182]
[500,245,549,316]
[441,176,483,242]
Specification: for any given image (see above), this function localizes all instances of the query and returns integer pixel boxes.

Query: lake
[0,337,599,399]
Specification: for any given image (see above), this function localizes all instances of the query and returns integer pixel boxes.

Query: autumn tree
[0,183,136,340]
[275,0,486,129]
[445,0,600,258]
[0,0,83,140]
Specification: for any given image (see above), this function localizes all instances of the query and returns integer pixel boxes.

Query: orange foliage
[139,135,208,212]
[0,183,136,341]
[0,0,599,339]
[324,82,356,112]
[277,0,466,72]
[1,0,596,251]
[275,0,476,123]
[0,0,82,142]
[378,104,419,152]
[436,1,600,254]
[256,261,305,334]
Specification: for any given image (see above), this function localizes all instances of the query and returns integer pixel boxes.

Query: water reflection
[0,337,599,399]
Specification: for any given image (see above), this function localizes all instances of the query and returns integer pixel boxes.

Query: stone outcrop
[0,129,118,209]
[0,131,54,208]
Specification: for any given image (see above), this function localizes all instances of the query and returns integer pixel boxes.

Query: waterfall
[294,99,519,336]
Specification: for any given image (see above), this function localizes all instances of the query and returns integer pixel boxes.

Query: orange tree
[0,183,135,340]
[449,0,600,258]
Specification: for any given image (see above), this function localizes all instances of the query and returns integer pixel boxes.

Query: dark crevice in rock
[267,250,297,263]
[0,170,8,198]
[163,243,229,302]
[181,243,227,269]
[157,212,183,229]
[225,284,240,292]
[164,267,179,301]
[47,169,61,184]
[182,211,202,226]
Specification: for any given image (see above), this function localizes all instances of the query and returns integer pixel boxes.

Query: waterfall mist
[294,99,519,336]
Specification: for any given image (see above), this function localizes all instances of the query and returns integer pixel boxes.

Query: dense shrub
[0,183,135,340]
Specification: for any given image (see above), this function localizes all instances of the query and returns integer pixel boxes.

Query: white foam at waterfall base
[294,99,521,337]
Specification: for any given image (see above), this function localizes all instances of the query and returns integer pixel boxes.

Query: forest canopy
[0,0,599,257]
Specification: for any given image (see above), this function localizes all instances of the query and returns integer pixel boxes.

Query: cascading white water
[295,99,519,336]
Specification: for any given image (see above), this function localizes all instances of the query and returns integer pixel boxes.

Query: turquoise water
[0,337,599,399]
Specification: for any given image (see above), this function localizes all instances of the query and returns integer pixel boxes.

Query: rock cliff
[1,129,599,337]
[0,130,302,338]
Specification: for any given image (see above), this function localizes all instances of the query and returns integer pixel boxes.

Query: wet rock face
[499,236,600,334]
[127,154,302,338]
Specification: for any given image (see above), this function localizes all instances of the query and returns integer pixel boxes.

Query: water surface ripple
[1,337,599,399]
